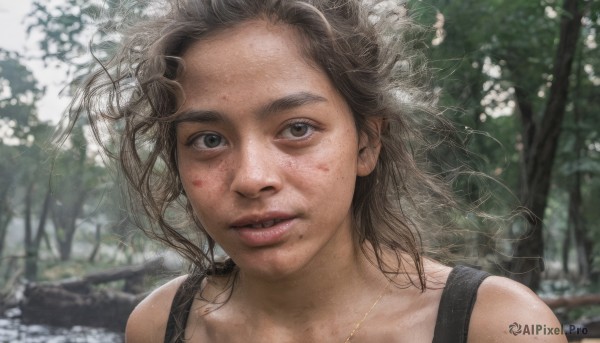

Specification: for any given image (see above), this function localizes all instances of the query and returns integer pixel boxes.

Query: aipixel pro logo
[508,322,522,335]
[508,322,588,336]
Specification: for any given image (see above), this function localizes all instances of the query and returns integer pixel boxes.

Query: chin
[233,248,312,281]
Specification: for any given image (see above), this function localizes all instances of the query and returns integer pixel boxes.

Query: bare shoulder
[125,275,188,343]
[423,259,453,285]
[468,276,567,343]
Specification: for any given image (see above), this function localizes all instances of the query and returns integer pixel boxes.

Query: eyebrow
[174,91,327,124]
[258,91,327,120]
[174,109,223,125]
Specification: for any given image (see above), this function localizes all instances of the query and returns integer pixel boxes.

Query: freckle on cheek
[192,179,203,188]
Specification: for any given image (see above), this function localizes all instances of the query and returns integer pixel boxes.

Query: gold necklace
[343,279,392,343]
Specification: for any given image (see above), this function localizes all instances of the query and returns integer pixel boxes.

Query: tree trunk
[509,0,584,290]
[562,222,572,274]
[88,223,102,263]
[23,182,52,281]
[24,182,36,281]
[35,186,52,252]
[20,258,164,331]
[0,187,12,263]
[543,294,600,310]
[52,189,86,262]
[569,180,588,279]
[0,213,12,266]
[22,285,143,332]
[569,40,592,282]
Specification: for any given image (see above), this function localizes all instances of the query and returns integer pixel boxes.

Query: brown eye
[279,120,317,141]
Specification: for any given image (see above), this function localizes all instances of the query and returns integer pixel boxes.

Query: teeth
[262,220,275,228]
[249,219,281,229]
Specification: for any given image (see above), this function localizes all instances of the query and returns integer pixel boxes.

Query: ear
[357,117,383,177]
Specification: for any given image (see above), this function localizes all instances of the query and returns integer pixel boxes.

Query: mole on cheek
[192,179,203,188]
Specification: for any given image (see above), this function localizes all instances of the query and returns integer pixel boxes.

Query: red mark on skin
[316,164,330,172]
[192,179,203,188]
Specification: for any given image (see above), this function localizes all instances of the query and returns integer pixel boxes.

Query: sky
[0,0,71,123]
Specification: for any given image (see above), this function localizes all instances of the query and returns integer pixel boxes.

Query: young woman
[73,0,565,342]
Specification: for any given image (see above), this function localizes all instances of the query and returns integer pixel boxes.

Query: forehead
[179,20,317,84]
[176,20,344,114]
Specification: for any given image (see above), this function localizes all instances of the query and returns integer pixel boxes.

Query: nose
[230,140,282,199]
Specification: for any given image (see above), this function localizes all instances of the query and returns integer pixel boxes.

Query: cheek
[290,144,357,193]
[178,158,200,190]
[309,132,358,174]
[178,159,229,211]
[316,163,330,172]
[184,173,225,197]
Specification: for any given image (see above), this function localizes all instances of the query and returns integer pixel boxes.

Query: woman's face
[176,20,379,279]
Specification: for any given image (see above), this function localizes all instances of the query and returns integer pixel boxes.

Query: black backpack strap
[432,265,491,343]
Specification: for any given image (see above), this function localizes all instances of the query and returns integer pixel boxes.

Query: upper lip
[229,211,296,228]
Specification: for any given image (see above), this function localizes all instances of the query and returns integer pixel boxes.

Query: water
[0,318,123,343]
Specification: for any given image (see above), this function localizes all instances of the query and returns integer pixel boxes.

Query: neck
[232,242,386,324]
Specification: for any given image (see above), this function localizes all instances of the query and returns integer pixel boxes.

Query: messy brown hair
[72,0,465,302]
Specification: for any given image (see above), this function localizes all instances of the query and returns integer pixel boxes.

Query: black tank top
[163,265,490,343]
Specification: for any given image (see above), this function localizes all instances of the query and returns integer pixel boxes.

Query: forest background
[0,0,599,339]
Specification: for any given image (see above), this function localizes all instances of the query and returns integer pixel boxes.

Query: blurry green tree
[416,0,599,290]
[0,48,51,281]
[24,0,153,269]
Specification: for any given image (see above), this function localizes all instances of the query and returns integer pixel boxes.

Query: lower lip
[231,218,296,247]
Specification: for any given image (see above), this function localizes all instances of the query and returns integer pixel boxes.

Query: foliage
[0,0,153,283]
[0,49,47,268]
[411,0,600,291]
[0,49,44,141]
[26,0,150,92]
